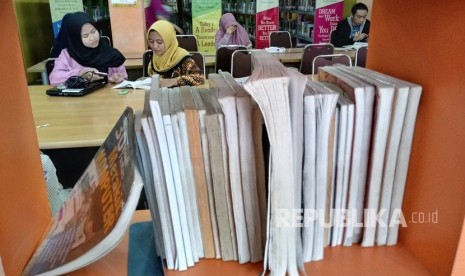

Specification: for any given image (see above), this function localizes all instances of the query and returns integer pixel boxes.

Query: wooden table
[30,81,210,149]
[273,47,357,64]
[29,85,146,149]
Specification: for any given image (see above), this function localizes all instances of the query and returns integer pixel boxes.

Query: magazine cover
[23,107,142,276]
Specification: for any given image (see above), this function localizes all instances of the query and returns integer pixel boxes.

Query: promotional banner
[313,0,344,44]
[256,0,279,49]
[49,0,84,38]
[192,0,221,53]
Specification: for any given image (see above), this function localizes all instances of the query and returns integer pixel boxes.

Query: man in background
[331,3,370,47]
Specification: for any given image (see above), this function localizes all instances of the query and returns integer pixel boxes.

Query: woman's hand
[108,73,125,83]
[79,68,104,82]
[226,25,237,34]
[159,78,178,87]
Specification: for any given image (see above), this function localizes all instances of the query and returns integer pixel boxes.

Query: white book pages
[170,88,203,261]
[331,106,343,247]
[317,67,375,246]
[302,92,317,262]
[140,116,175,269]
[387,84,421,245]
[135,112,166,260]
[236,95,263,263]
[149,89,188,270]
[326,107,337,247]
[200,89,236,261]
[353,68,422,245]
[336,66,396,247]
[316,83,354,247]
[305,81,338,261]
[180,86,215,258]
[336,96,355,246]
[251,104,267,249]
[209,74,249,263]
[244,51,307,275]
[221,72,264,262]
[161,89,194,267]
[285,68,306,271]
[216,99,239,262]
[191,88,222,259]
[349,67,409,245]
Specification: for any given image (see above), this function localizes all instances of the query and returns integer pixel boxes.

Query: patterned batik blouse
[154,56,205,87]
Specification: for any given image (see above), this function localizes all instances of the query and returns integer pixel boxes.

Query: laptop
[46,79,107,97]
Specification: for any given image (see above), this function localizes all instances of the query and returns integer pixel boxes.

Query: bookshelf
[222,0,257,43]
[181,0,193,33]
[2,1,465,275]
[279,0,315,46]
[82,0,112,40]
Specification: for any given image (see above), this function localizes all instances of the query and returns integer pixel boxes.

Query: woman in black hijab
[49,12,127,85]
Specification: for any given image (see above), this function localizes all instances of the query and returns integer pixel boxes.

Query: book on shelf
[243,51,303,275]
[199,87,237,261]
[349,66,422,246]
[335,66,395,247]
[330,93,354,247]
[317,66,375,246]
[169,88,204,262]
[146,82,190,270]
[216,71,265,263]
[112,77,152,90]
[179,86,215,259]
[190,87,222,259]
[301,80,338,261]
[21,107,143,276]
[208,73,249,263]
[134,64,422,274]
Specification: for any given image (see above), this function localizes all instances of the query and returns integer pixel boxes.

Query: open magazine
[22,108,143,276]
[112,78,152,90]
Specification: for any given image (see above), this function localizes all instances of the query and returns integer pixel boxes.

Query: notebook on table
[46,78,107,97]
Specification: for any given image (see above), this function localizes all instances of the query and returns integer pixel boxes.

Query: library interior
[1,0,465,275]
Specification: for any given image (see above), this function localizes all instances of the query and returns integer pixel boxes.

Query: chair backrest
[142,50,153,77]
[355,45,368,67]
[312,53,352,77]
[299,43,334,74]
[231,49,252,78]
[269,31,292,48]
[176,35,198,51]
[190,52,206,76]
[101,35,111,46]
[45,58,56,78]
[215,45,247,73]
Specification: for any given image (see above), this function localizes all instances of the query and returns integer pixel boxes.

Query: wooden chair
[355,45,368,67]
[231,49,252,78]
[269,31,292,48]
[142,50,153,77]
[176,35,198,51]
[299,43,334,74]
[101,35,111,46]
[190,52,206,76]
[312,53,352,79]
[215,45,247,73]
